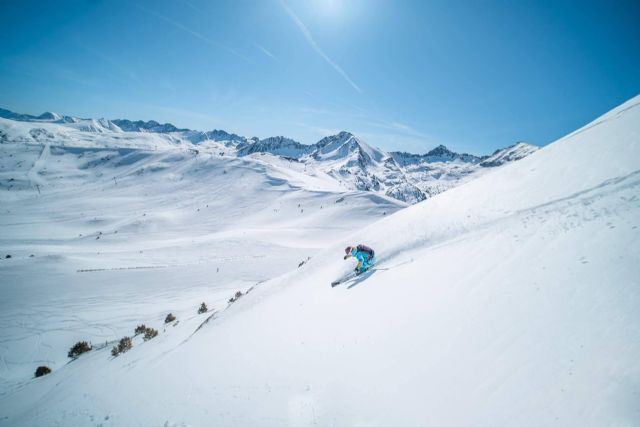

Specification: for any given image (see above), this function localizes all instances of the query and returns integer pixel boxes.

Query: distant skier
[344,244,376,275]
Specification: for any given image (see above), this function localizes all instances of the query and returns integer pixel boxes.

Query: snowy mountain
[313,131,385,162]
[202,129,247,143]
[0,107,538,204]
[111,118,184,133]
[479,141,539,167]
[310,132,426,203]
[0,114,405,396]
[0,108,88,125]
[237,135,310,157]
[391,144,480,165]
[69,118,123,133]
[1,95,637,426]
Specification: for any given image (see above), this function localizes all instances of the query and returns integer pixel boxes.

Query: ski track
[75,254,269,273]
[26,142,49,188]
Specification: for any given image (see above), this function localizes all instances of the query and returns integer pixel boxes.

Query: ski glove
[343,255,350,260]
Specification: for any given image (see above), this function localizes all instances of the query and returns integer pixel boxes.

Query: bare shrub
[143,328,158,341]
[35,366,51,377]
[68,341,92,359]
[111,336,132,357]
[198,302,208,314]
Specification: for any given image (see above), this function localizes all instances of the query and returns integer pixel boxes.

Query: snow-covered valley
[0,95,639,426]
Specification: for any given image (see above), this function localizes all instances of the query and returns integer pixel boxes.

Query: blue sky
[0,0,638,154]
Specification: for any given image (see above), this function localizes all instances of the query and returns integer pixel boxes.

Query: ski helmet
[344,246,352,255]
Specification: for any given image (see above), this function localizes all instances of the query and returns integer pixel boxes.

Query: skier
[344,244,376,275]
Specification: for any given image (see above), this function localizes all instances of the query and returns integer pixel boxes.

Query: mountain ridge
[0,107,539,203]
[0,107,533,158]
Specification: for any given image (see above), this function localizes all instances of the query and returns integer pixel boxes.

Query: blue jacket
[351,248,370,264]
[349,246,375,271]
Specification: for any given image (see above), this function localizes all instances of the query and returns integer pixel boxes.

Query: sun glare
[314,0,345,18]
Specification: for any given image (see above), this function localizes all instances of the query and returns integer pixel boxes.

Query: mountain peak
[37,112,62,121]
[316,131,355,148]
[237,135,309,157]
[480,141,539,167]
[259,135,300,144]
[112,119,181,133]
[425,144,455,157]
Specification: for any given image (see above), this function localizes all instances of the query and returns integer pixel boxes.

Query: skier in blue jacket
[344,244,376,274]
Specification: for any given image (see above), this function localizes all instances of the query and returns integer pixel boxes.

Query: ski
[330,258,413,287]
[331,268,377,287]
[331,273,356,287]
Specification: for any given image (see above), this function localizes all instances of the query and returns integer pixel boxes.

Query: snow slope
[0,121,404,395]
[0,94,637,426]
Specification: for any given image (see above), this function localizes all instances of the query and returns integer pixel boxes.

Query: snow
[0,110,540,204]
[479,141,539,167]
[0,95,639,426]
[0,123,404,395]
[237,136,311,158]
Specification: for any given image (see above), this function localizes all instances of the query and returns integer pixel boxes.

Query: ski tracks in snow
[75,255,268,273]
[26,142,50,189]
[514,168,640,237]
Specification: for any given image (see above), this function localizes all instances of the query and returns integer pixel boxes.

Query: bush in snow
[298,256,311,268]
[165,313,176,323]
[134,324,147,335]
[198,302,208,314]
[34,366,51,377]
[143,327,158,341]
[68,341,92,358]
[228,291,243,304]
[111,337,132,357]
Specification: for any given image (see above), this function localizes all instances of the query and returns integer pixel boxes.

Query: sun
[312,0,346,18]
